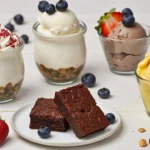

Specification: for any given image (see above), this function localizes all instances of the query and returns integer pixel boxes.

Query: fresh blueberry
[45,4,56,15]
[122,8,133,17]
[5,23,15,32]
[14,14,24,25]
[38,1,49,12]
[81,73,96,87]
[98,88,110,99]
[56,0,68,12]
[38,126,51,139]
[106,113,116,124]
[122,15,135,27]
[21,34,29,44]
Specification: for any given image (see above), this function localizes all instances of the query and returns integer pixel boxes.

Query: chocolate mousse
[105,22,147,71]
[95,8,149,73]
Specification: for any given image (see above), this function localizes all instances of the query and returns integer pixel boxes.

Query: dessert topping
[122,8,135,27]
[45,4,56,15]
[0,25,21,50]
[38,1,49,12]
[122,8,133,16]
[56,0,68,12]
[38,0,68,15]
[95,8,122,37]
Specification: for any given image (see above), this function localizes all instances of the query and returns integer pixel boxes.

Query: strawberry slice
[95,8,122,37]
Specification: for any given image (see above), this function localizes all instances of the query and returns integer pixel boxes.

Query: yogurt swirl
[0,25,21,52]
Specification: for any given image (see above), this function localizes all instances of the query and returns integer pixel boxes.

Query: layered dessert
[136,53,150,115]
[0,25,24,102]
[30,98,69,131]
[95,8,150,73]
[54,84,110,138]
[33,0,86,84]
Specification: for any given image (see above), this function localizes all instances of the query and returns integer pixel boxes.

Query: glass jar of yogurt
[33,8,87,85]
[0,26,24,103]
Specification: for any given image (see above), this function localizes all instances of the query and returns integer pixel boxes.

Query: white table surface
[1,0,150,149]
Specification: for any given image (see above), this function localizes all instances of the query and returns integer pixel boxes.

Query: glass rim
[134,68,150,83]
[98,23,150,42]
[32,21,87,40]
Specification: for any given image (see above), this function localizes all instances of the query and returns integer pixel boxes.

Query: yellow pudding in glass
[136,53,150,115]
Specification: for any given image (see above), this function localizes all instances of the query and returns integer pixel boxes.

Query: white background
[0,0,150,150]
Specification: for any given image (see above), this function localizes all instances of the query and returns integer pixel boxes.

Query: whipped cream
[0,25,21,52]
[37,9,80,35]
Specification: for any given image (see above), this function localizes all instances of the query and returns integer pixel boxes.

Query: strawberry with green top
[95,8,122,37]
[0,117,9,144]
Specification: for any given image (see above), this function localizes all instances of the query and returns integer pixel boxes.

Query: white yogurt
[34,25,86,69]
[0,25,24,87]
[33,8,87,84]
[38,9,80,35]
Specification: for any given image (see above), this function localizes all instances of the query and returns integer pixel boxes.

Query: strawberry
[95,8,122,37]
[0,117,9,144]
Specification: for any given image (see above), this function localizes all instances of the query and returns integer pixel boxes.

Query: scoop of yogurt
[37,9,80,35]
[0,25,21,52]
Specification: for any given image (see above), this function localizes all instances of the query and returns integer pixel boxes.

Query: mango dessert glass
[135,53,150,115]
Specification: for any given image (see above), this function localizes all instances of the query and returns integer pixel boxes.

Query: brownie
[54,84,110,138]
[29,98,69,132]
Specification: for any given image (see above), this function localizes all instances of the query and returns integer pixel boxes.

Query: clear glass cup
[135,70,150,116]
[0,42,24,103]
[32,21,87,85]
[99,24,150,75]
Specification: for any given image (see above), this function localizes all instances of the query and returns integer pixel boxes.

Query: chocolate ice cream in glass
[0,25,24,103]
[33,0,87,85]
[95,8,150,74]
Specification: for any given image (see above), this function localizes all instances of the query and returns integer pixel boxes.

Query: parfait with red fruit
[0,25,24,103]
[95,8,150,74]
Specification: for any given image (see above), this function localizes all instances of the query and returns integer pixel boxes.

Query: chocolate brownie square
[54,84,110,138]
[29,98,69,132]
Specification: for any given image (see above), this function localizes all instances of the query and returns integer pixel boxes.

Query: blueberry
[106,113,116,124]
[14,14,24,25]
[81,73,96,87]
[56,0,68,12]
[5,23,15,32]
[21,34,29,44]
[122,8,133,17]
[38,1,49,12]
[122,15,135,27]
[38,126,51,139]
[45,4,56,15]
[98,88,110,99]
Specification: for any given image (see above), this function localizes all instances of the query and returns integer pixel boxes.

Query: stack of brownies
[29,84,110,138]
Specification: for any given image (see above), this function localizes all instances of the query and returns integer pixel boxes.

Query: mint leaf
[109,8,116,13]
